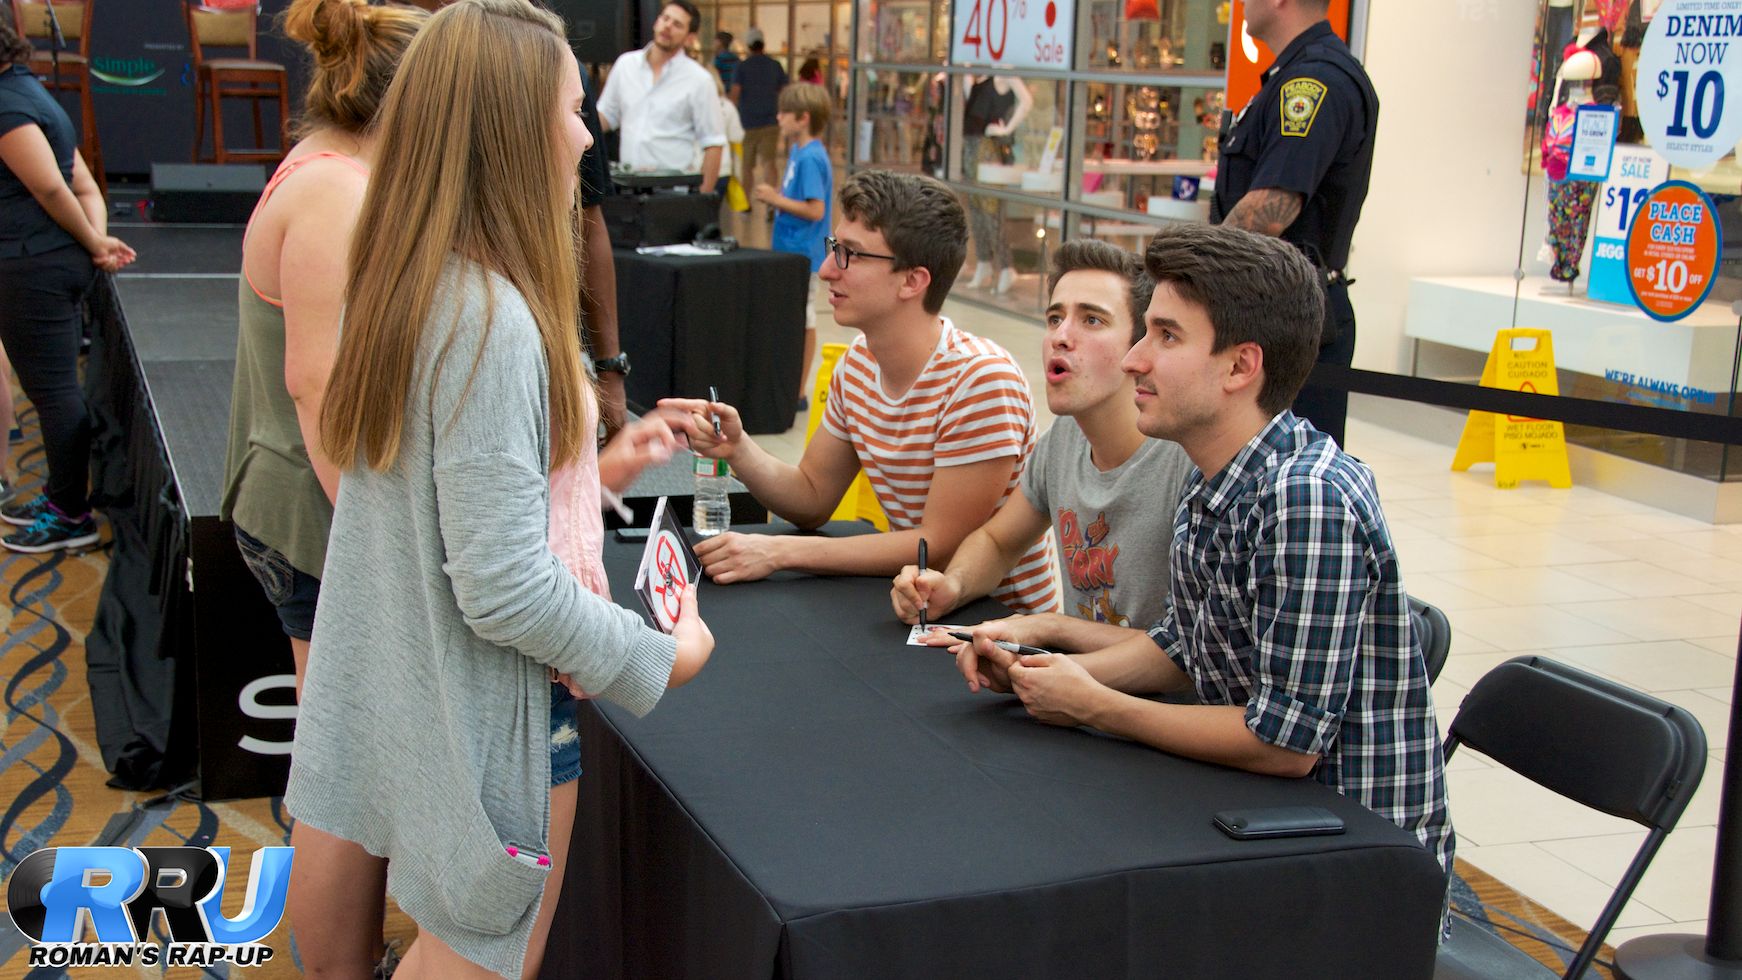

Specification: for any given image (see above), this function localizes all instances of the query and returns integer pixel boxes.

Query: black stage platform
[94,222,758,800]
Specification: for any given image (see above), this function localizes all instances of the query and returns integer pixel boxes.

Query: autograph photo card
[633,497,701,633]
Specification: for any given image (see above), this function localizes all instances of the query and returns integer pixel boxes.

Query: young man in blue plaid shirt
[950,222,1453,879]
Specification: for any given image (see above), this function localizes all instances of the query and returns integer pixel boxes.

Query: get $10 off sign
[1637,0,1742,170]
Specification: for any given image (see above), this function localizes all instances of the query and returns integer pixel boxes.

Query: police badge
[1279,77,1327,138]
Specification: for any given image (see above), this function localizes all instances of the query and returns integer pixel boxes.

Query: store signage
[950,0,1075,70]
[1588,144,1669,306]
[1625,179,1721,321]
[1636,0,1742,170]
[1452,329,1573,490]
[1566,104,1620,181]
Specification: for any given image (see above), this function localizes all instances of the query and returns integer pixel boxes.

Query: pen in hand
[707,385,724,439]
[917,537,928,629]
[945,630,1053,659]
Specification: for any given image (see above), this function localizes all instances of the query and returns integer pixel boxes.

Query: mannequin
[960,74,1033,294]
[1539,45,1616,290]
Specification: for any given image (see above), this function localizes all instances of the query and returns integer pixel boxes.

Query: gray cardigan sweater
[285,262,677,978]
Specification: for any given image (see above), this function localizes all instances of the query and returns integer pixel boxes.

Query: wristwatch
[593,352,631,377]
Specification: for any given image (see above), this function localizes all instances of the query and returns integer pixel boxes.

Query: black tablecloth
[614,248,809,435]
[543,525,1447,979]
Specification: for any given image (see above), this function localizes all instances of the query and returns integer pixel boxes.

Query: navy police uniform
[1211,20,1378,446]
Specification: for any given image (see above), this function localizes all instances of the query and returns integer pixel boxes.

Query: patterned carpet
[0,398,1618,978]
[0,405,415,978]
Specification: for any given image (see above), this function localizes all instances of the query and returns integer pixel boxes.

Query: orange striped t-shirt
[821,319,1060,614]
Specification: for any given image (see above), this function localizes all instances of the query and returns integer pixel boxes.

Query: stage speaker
[549,0,633,66]
[149,164,267,224]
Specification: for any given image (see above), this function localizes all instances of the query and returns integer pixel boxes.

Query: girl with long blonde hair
[286,2,713,977]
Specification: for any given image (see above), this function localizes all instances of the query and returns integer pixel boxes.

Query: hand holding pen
[888,557,964,625]
[937,626,1052,695]
[655,395,743,459]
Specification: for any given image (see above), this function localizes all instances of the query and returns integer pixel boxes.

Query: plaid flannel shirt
[1148,412,1453,875]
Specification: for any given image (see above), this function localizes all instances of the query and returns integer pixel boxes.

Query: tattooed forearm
[1222,188,1304,237]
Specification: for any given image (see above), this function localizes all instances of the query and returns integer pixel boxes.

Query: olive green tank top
[220,277,334,577]
[219,151,366,578]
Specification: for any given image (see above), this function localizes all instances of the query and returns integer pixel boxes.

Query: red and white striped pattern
[823,320,1059,614]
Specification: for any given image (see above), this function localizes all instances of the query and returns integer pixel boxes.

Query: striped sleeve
[935,354,1031,466]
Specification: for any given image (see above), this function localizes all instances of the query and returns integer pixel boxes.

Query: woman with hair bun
[218,0,426,973]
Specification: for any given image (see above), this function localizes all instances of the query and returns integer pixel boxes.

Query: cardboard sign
[951,0,1074,70]
[1588,145,1670,305]
[1626,179,1721,321]
[1567,104,1620,181]
[1636,0,1742,170]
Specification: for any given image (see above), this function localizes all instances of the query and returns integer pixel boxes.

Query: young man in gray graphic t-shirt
[893,239,1190,632]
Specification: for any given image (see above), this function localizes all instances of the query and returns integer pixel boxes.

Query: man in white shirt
[597,0,727,194]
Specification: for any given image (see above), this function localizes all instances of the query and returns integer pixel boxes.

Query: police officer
[1211,0,1378,447]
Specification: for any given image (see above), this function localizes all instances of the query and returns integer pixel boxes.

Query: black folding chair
[1410,595,1452,685]
[1434,655,1708,979]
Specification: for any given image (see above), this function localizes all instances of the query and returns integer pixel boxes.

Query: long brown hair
[280,0,428,137]
[320,0,590,472]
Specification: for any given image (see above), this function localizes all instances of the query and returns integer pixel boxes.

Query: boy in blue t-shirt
[755,82,832,408]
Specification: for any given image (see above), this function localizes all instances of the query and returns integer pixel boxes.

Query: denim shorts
[234,526,321,641]
[549,684,580,786]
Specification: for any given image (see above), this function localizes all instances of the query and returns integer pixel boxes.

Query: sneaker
[1,492,49,527]
[965,264,991,290]
[3,505,98,553]
[795,396,809,413]
[996,267,1016,294]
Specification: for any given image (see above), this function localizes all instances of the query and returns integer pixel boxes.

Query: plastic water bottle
[692,455,731,537]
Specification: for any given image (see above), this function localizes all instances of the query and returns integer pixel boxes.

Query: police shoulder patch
[1279,77,1327,138]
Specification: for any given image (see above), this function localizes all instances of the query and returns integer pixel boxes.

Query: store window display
[1537,42,1617,289]
[961,75,1033,293]
[843,0,1251,319]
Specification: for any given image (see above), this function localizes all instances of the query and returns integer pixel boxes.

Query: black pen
[707,385,724,438]
[916,537,928,629]
[945,630,1054,659]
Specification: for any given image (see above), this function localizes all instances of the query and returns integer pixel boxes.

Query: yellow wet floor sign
[806,343,889,529]
[1451,328,1573,489]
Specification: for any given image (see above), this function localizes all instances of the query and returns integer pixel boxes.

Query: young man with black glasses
[662,170,1057,614]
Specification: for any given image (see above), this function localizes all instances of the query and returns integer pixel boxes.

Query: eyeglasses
[825,236,898,269]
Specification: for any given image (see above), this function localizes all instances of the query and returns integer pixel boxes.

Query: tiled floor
[766,289,1740,950]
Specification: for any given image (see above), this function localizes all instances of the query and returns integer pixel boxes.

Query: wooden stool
[184,2,287,165]
[12,1,103,193]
